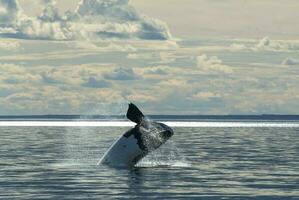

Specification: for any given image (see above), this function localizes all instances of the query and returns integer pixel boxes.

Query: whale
[99,103,174,168]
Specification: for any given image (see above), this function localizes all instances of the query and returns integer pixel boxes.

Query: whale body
[99,103,174,168]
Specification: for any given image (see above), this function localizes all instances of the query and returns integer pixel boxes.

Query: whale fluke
[126,103,144,124]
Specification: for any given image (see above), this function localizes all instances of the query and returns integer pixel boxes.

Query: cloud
[1,85,125,115]
[38,0,61,22]
[133,66,170,81]
[158,78,190,90]
[127,52,155,60]
[125,90,158,103]
[252,37,299,52]
[41,71,60,84]
[1,56,299,115]
[228,43,247,51]
[197,54,234,74]
[81,76,111,88]
[144,68,168,75]
[0,62,128,114]
[0,0,172,41]
[225,37,299,53]
[74,41,137,51]
[0,63,41,84]
[103,67,138,80]
[40,67,83,85]
[281,57,299,66]
[0,39,20,50]
[0,0,20,27]
[132,65,172,81]
[192,91,221,100]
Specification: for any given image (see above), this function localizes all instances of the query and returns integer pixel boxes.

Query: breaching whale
[99,103,174,168]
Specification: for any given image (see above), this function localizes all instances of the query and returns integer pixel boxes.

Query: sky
[0,0,299,115]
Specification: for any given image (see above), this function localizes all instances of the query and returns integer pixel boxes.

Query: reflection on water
[0,126,298,199]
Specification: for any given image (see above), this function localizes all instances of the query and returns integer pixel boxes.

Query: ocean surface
[1,120,299,199]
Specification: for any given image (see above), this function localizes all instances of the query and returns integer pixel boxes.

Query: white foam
[135,161,191,168]
[0,121,298,127]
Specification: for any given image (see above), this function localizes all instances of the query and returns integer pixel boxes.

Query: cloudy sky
[0,0,299,115]
[18,0,299,39]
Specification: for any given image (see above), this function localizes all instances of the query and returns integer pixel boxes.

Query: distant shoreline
[0,115,299,121]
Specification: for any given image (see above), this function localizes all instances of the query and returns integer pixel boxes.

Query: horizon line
[0,121,299,127]
[1,114,299,117]
[1,114,299,122]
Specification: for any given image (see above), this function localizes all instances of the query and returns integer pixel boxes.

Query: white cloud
[0,63,42,84]
[133,65,170,80]
[144,68,167,75]
[72,41,137,52]
[252,37,299,52]
[197,54,234,74]
[225,37,299,53]
[127,52,154,60]
[0,39,20,50]
[103,67,138,80]
[0,0,172,41]
[229,43,247,51]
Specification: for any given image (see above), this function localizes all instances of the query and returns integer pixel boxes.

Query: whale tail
[126,103,144,124]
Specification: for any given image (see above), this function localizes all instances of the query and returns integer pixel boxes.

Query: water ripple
[0,126,298,199]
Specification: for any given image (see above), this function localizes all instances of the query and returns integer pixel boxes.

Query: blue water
[1,125,299,199]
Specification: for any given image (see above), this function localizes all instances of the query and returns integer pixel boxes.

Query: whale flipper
[126,103,144,124]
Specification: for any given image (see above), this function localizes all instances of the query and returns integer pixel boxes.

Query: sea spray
[62,99,128,167]
[136,140,190,168]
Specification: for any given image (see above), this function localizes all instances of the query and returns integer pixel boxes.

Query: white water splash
[136,140,191,168]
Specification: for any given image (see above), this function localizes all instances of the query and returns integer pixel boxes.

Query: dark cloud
[0,0,19,26]
[282,57,299,66]
[82,77,111,88]
[103,68,138,80]
[4,78,22,84]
